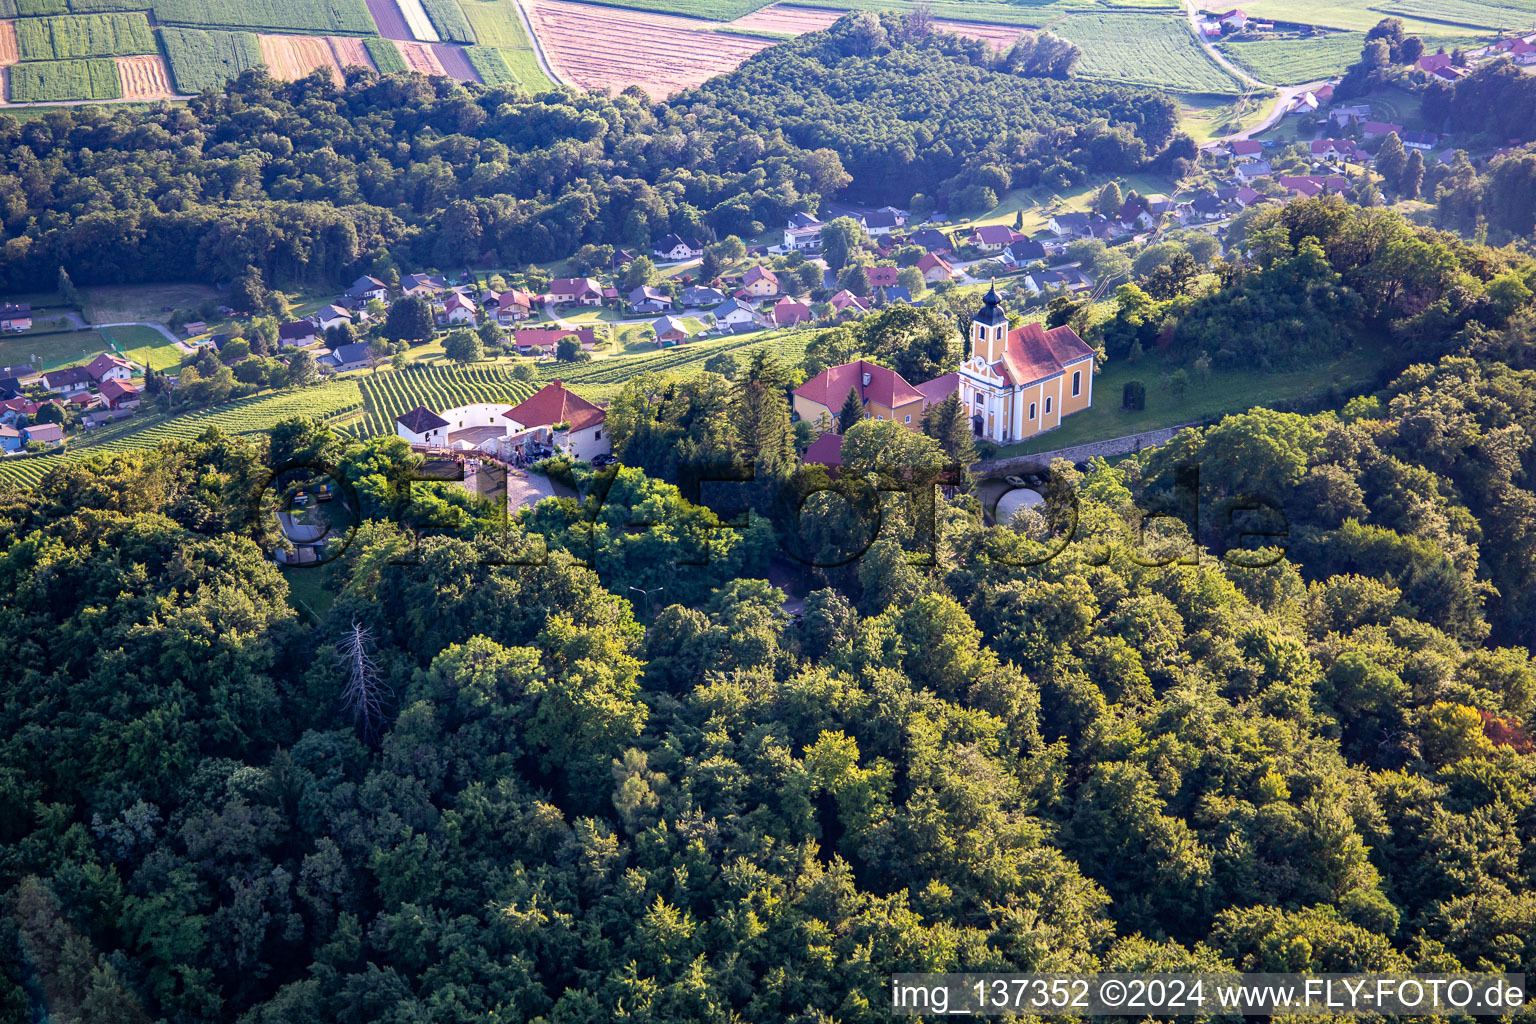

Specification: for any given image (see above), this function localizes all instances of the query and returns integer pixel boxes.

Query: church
[958,283,1096,443]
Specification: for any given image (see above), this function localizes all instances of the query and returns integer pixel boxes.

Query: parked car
[592,453,618,468]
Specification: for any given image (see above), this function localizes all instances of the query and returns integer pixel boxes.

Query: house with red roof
[513,327,596,356]
[1361,121,1404,141]
[1415,52,1452,74]
[772,296,812,327]
[829,290,870,318]
[957,284,1094,443]
[865,265,901,288]
[917,252,954,283]
[740,265,779,298]
[803,432,843,470]
[793,359,927,430]
[915,372,958,411]
[442,292,478,326]
[85,353,134,383]
[504,380,608,460]
[1230,140,1263,158]
[966,225,1023,252]
[1311,139,1362,162]
[1278,175,1352,198]
[98,378,141,410]
[547,277,604,307]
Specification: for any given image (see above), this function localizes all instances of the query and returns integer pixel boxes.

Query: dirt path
[511,0,571,89]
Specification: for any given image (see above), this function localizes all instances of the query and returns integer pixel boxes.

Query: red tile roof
[804,432,843,468]
[991,322,1095,387]
[1231,140,1263,156]
[866,265,901,287]
[506,380,605,432]
[514,327,597,349]
[85,353,133,380]
[915,372,958,407]
[917,252,953,276]
[969,225,1021,246]
[743,265,778,287]
[794,359,924,411]
[772,297,812,325]
[98,379,139,402]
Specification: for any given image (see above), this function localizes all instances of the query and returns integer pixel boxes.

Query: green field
[1221,0,1498,35]
[460,0,556,91]
[1056,13,1244,94]
[14,12,155,61]
[0,329,113,370]
[420,0,476,43]
[996,345,1385,457]
[354,364,538,437]
[8,57,122,100]
[150,0,375,35]
[1377,0,1536,31]
[100,325,185,371]
[0,380,364,487]
[786,0,1178,25]
[1218,32,1362,85]
[363,36,407,73]
[465,46,517,85]
[15,0,67,14]
[159,27,264,93]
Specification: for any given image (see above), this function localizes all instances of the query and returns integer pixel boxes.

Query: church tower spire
[972,279,1009,364]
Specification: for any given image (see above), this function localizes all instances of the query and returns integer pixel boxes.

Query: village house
[278,320,317,347]
[1361,120,1404,141]
[316,305,353,331]
[1310,139,1362,162]
[85,353,134,383]
[793,359,926,430]
[713,298,768,330]
[740,265,779,298]
[861,208,905,237]
[958,284,1094,443]
[784,211,824,251]
[98,378,141,410]
[513,327,596,356]
[830,290,870,318]
[1046,212,1094,238]
[1402,130,1439,151]
[400,273,448,297]
[917,252,955,283]
[1022,267,1093,296]
[772,296,813,327]
[1215,8,1247,30]
[629,286,673,315]
[345,275,388,305]
[22,422,63,446]
[487,288,536,324]
[505,381,609,460]
[0,425,19,452]
[1415,52,1453,74]
[653,234,704,261]
[547,277,604,307]
[803,432,843,470]
[42,366,93,396]
[1278,175,1352,198]
[1229,139,1263,159]
[652,315,689,346]
[442,292,478,325]
[967,225,1024,252]
[0,303,32,333]
[1235,160,1273,182]
[68,392,102,413]
[1118,198,1154,231]
[907,227,952,253]
[683,285,727,306]
[865,266,902,289]
[325,342,374,372]
[395,406,450,446]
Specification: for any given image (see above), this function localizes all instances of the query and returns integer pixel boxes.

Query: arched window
[1072,370,1081,396]
[1045,396,1053,414]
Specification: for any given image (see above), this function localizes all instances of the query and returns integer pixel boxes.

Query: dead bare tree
[337,621,390,742]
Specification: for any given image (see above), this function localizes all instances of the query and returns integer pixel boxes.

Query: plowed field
[394,38,444,74]
[116,53,175,97]
[432,41,478,81]
[932,18,1023,50]
[528,0,771,99]
[726,4,837,34]
[328,34,374,70]
[0,21,17,67]
[259,32,344,85]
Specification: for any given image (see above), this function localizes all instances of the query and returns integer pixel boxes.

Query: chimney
[862,372,871,387]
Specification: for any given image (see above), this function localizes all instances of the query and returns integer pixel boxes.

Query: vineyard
[354,364,537,437]
[1218,32,1362,86]
[8,54,120,98]
[0,380,362,489]
[363,34,406,70]
[14,12,154,60]
[1054,12,1244,95]
[528,328,808,402]
[160,26,263,92]
[150,0,375,36]
[465,44,514,84]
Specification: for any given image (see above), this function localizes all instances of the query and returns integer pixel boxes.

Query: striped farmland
[354,363,538,437]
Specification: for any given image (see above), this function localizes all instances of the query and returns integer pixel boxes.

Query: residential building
[1022,267,1093,296]
[1402,130,1439,150]
[85,353,134,383]
[42,366,92,396]
[1328,104,1372,127]
[345,275,388,303]
[0,425,19,451]
[504,381,608,460]
[683,285,727,306]
[908,227,953,253]
[803,432,843,470]
[1230,139,1263,158]
[652,315,689,346]
[1006,239,1048,265]
[862,208,905,236]
[915,372,958,411]
[865,266,902,288]
[443,292,478,325]
[1235,160,1272,182]
[1415,52,1453,74]
[713,298,767,330]
[325,342,373,372]
[396,406,450,446]
[514,327,596,356]
[278,320,317,347]
[794,359,925,430]
[784,211,824,251]
[400,273,448,297]
[1046,212,1092,238]
[772,296,813,327]
[316,305,352,330]
[968,225,1023,251]
[629,286,673,314]
[22,422,63,446]
[1278,175,1352,198]
[916,252,955,283]
[1361,120,1404,141]
[741,265,780,298]
[958,284,1094,443]
[830,290,870,317]
[1310,139,1361,161]
[98,378,141,410]
[1118,198,1154,230]
[548,277,604,306]
[653,234,704,261]
[1215,8,1247,29]
[0,303,32,332]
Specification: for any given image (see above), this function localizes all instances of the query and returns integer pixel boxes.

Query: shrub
[1123,380,1146,410]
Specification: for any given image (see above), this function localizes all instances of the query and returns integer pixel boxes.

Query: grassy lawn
[1178,91,1276,143]
[956,171,1180,238]
[81,282,219,324]
[994,344,1385,457]
[101,324,184,371]
[1198,0,1492,35]
[0,329,109,370]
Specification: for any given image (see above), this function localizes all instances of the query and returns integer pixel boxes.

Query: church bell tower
[972,281,1009,364]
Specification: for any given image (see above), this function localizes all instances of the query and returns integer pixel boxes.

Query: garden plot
[116,53,175,97]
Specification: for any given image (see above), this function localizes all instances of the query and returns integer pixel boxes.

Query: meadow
[13,11,154,60]
[99,324,185,371]
[459,0,560,90]
[363,35,407,71]
[8,55,120,99]
[1218,32,1363,85]
[1054,12,1244,94]
[1215,0,1499,35]
[159,26,264,91]
[420,0,476,42]
[465,45,516,84]
[1377,0,1536,31]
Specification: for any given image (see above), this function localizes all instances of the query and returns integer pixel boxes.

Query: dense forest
[0,14,1184,294]
[3,199,1536,1020]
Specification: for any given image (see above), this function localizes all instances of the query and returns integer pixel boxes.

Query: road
[511,0,574,90]
[1177,0,1329,146]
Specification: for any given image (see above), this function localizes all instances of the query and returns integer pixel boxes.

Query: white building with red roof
[958,284,1095,443]
[792,359,926,430]
[505,381,609,460]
